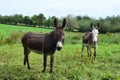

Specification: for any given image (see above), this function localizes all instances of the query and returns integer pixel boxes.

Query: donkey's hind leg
[23,48,27,65]
[23,47,31,70]
[81,45,84,58]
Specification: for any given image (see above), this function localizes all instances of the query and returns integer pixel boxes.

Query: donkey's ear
[62,18,66,29]
[90,23,94,29]
[54,18,58,27]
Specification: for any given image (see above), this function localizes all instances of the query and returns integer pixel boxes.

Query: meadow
[0,24,120,80]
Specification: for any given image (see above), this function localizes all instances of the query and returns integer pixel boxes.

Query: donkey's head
[90,23,99,42]
[53,18,66,51]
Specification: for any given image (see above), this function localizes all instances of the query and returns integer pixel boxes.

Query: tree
[76,15,82,21]
[37,13,46,27]
[2,16,10,24]
[23,16,32,26]
[83,16,91,20]
[31,15,38,26]
[78,19,91,32]
[0,15,2,23]
[66,15,78,32]
[45,17,53,28]
[12,14,23,25]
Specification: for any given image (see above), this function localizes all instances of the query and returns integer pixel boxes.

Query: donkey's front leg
[50,54,54,73]
[42,54,47,73]
[94,47,97,60]
[87,46,91,61]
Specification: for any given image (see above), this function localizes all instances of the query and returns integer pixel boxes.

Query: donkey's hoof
[42,70,45,73]
[49,70,53,74]
[28,67,31,70]
[81,55,83,58]
[23,63,26,65]
[28,68,31,70]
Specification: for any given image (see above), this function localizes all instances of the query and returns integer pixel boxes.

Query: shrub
[5,32,24,44]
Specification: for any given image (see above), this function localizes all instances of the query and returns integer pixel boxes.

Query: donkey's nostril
[57,47,62,51]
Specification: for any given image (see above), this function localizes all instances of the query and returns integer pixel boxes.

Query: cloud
[0,0,120,18]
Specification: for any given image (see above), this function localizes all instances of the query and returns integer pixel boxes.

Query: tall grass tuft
[0,34,4,45]
[5,32,24,44]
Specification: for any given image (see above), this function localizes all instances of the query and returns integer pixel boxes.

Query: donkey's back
[82,32,92,44]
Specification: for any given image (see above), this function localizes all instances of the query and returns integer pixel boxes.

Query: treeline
[0,13,120,33]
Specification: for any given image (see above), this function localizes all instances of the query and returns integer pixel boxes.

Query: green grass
[0,24,120,80]
[0,24,52,39]
[0,44,120,80]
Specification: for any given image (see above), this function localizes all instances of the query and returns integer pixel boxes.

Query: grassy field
[0,24,52,39]
[0,24,120,80]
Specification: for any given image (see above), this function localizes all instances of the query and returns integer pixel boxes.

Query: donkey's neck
[43,32,58,54]
[45,31,58,46]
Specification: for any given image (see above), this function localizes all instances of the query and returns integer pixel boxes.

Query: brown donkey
[81,23,99,60]
[21,18,66,73]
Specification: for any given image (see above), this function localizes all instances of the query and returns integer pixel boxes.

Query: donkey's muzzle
[57,47,62,51]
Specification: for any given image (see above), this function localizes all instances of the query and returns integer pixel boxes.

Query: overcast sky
[0,0,120,19]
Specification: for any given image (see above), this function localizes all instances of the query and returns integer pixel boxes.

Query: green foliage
[23,16,32,26]
[65,15,78,32]
[78,19,91,32]
[1,14,120,33]
[1,24,120,45]
[99,32,120,44]
[5,32,24,44]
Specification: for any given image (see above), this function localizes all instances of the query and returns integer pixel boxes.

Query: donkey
[21,18,66,73]
[81,23,99,60]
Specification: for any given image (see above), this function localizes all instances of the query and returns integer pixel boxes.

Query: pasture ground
[0,24,120,80]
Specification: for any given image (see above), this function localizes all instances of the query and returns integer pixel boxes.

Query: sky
[0,0,120,19]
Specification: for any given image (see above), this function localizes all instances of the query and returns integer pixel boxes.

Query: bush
[5,32,24,44]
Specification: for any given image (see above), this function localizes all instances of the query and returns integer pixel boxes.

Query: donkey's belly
[83,43,88,47]
[27,37,44,54]
[27,43,43,54]
[28,48,43,54]
[83,43,97,48]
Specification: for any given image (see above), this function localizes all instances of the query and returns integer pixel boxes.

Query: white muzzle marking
[57,41,62,48]
[92,28,98,42]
